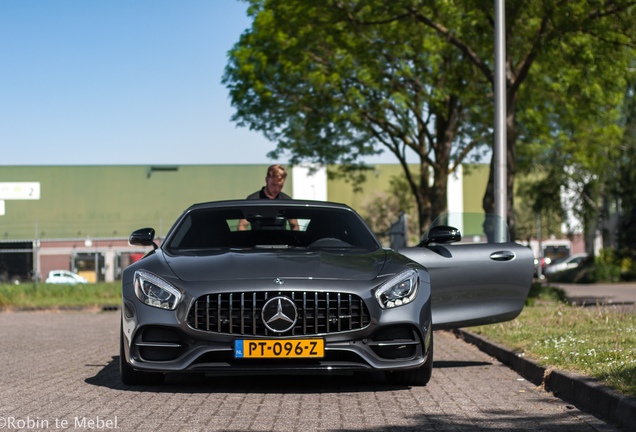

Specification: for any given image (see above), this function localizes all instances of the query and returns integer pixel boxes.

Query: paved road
[0,311,619,432]
[554,282,636,311]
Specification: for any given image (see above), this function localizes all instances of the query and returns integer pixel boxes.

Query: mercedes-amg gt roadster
[120,200,533,386]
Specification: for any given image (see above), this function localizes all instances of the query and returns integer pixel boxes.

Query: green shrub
[595,249,622,283]
[525,282,567,306]
[619,256,636,281]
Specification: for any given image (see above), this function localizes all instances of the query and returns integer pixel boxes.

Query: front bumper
[121,282,432,375]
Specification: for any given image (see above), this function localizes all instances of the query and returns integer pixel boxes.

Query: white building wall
[292,165,328,201]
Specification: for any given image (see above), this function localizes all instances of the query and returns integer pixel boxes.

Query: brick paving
[0,311,619,431]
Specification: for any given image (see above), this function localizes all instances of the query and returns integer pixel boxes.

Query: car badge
[274,278,284,285]
[261,296,298,333]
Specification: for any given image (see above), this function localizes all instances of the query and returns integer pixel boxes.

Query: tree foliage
[224,0,491,233]
[514,170,565,241]
[403,0,634,239]
[359,175,421,246]
[224,0,635,238]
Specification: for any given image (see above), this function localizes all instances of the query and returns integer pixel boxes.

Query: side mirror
[419,225,461,247]
[129,228,158,250]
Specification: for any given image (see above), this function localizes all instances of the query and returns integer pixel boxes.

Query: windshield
[165,206,380,253]
[428,212,510,244]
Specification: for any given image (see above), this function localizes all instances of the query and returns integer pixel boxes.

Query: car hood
[163,249,388,282]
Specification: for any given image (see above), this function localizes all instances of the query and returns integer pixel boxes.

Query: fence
[0,238,152,284]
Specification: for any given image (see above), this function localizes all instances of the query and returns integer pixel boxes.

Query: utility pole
[494,0,507,242]
[34,221,39,289]
[536,213,543,279]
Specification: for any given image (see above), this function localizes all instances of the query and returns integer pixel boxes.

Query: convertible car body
[120,200,533,386]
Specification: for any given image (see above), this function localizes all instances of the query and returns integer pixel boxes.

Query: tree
[359,174,421,246]
[224,0,635,238]
[224,1,491,234]
[617,67,636,259]
[394,0,634,239]
[514,170,565,242]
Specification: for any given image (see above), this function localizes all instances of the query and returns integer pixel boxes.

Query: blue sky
[1,0,400,166]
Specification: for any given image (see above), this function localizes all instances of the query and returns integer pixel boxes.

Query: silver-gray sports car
[120,200,533,386]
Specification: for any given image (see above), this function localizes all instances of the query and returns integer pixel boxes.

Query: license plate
[235,339,324,358]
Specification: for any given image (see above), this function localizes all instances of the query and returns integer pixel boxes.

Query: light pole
[494,0,507,241]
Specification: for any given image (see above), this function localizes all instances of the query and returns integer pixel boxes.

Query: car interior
[166,207,379,251]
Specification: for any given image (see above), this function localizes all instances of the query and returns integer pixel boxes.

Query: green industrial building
[0,164,490,283]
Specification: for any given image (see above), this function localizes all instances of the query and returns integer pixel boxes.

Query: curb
[452,329,636,430]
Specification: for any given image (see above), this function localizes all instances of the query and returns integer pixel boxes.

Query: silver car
[545,253,589,275]
[120,200,533,386]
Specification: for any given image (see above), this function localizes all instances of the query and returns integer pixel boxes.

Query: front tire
[387,333,433,386]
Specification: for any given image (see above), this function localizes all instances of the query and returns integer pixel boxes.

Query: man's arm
[237,219,249,231]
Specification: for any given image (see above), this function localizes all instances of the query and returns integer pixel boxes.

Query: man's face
[264,175,285,198]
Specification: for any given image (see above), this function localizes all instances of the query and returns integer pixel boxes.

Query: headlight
[375,269,419,309]
[134,270,182,310]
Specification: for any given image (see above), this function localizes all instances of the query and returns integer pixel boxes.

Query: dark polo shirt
[246,187,292,200]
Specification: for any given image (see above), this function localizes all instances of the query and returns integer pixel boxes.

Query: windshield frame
[162,201,382,254]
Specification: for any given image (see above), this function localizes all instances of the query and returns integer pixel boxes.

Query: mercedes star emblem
[261,296,298,333]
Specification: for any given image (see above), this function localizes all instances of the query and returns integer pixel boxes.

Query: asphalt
[554,282,636,311]
[456,282,636,431]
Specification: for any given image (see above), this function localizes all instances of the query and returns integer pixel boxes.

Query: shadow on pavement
[86,356,400,393]
[82,357,615,430]
[86,356,492,393]
[434,360,492,368]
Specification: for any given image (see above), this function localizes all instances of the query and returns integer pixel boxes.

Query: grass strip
[0,282,121,309]
[470,283,636,397]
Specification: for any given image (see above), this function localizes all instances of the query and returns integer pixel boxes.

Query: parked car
[533,256,553,277]
[544,253,589,275]
[120,200,533,386]
[45,270,88,285]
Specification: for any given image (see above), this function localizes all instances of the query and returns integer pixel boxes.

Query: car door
[398,213,534,330]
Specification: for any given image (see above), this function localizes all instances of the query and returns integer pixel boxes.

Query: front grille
[187,291,371,336]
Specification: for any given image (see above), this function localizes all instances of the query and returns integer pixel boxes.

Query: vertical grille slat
[326,292,330,333]
[314,292,319,333]
[217,294,222,333]
[337,293,342,332]
[264,292,269,337]
[187,291,370,336]
[302,292,307,334]
[229,293,233,333]
[252,292,257,335]
[206,296,210,332]
[291,292,296,336]
[194,299,199,329]
[348,294,353,330]
[240,293,245,335]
